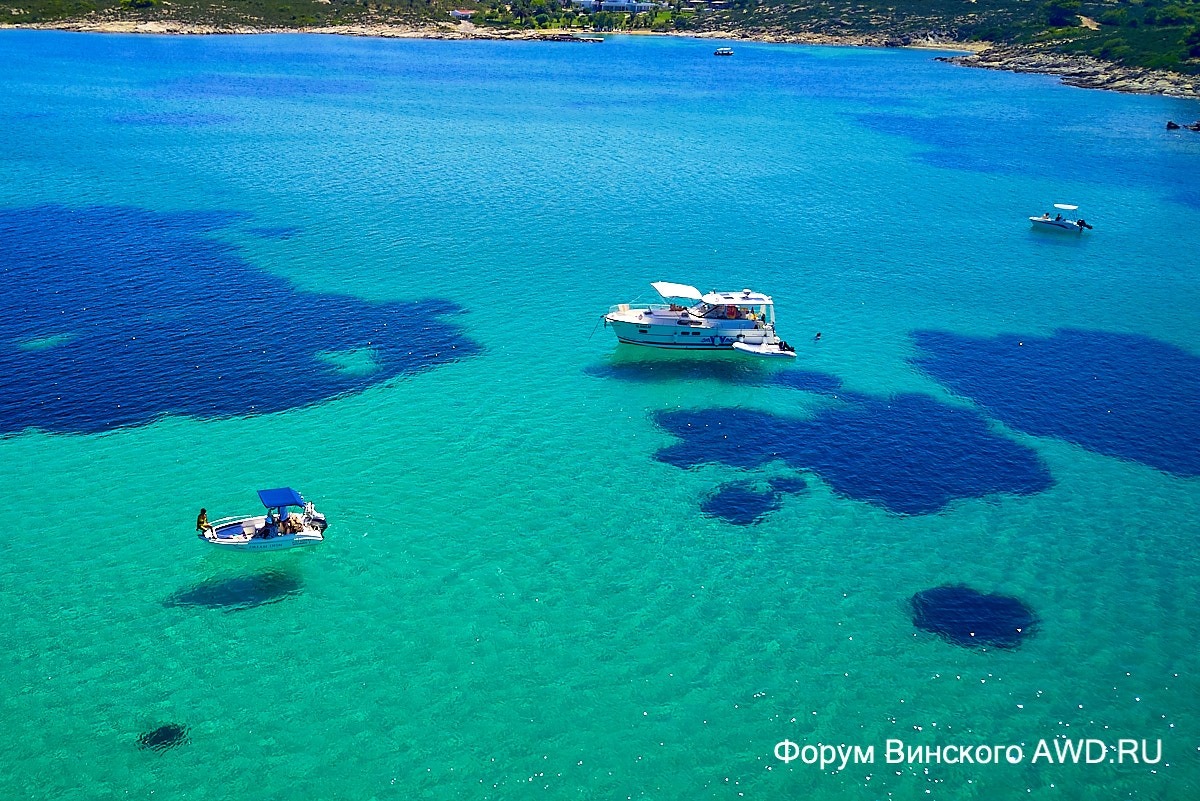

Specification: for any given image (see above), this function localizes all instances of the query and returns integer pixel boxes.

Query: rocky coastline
[940,45,1200,99]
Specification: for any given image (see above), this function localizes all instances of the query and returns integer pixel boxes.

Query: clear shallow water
[1,30,1199,800]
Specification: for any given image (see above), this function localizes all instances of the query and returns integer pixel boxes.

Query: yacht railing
[208,515,246,527]
[608,303,672,313]
[205,514,264,530]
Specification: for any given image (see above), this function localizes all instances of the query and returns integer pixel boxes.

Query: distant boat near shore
[714,47,734,57]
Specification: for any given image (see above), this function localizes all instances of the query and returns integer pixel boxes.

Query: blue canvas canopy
[257,487,305,509]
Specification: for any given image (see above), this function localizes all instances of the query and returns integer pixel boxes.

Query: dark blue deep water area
[163,570,302,612]
[0,205,479,435]
[654,393,1052,515]
[701,483,779,526]
[910,585,1039,649]
[699,477,808,526]
[138,723,190,753]
[912,329,1200,476]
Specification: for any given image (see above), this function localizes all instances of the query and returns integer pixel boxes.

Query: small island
[4,0,1199,97]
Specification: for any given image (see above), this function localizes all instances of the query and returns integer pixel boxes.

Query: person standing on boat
[196,508,213,536]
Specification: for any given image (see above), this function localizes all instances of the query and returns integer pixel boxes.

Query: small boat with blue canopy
[198,487,328,551]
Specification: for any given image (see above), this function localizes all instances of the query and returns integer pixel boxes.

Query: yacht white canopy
[1053,203,1078,211]
[651,281,704,301]
[702,289,773,306]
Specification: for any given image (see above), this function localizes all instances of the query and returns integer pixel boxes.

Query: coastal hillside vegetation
[8,0,451,28]
[6,0,1200,75]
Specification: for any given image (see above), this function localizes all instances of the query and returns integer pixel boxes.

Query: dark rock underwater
[654,392,1053,515]
[910,585,1038,649]
[0,205,479,435]
[138,723,190,752]
[700,477,809,526]
[912,329,1200,477]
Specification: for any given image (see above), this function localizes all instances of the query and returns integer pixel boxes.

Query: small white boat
[714,47,734,56]
[731,341,794,358]
[198,488,327,551]
[604,282,796,358]
[1030,203,1093,232]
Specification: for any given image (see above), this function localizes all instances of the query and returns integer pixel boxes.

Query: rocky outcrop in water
[940,46,1200,99]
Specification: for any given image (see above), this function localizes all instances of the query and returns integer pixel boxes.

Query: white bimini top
[701,288,774,306]
[651,281,704,301]
[650,282,774,306]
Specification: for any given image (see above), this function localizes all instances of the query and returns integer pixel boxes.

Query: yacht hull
[604,284,791,354]
[605,316,773,351]
[1030,218,1085,232]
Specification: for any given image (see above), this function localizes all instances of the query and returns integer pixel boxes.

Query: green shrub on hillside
[1058,15,1200,71]
[1099,7,1129,25]
[1151,4,1197,24]
[1044,0,1081,26]
[1187,23,1200,54]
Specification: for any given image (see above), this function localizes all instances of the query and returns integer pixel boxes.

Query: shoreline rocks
[940,45,1199,99]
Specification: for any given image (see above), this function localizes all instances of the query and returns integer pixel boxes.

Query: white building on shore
[571,0,663,12]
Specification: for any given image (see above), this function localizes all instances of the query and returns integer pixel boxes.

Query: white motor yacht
[604,282,796,358]
[1030,203,1093,232]
[198,488,327,551]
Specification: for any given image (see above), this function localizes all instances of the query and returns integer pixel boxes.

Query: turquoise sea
[1,29,1199,800]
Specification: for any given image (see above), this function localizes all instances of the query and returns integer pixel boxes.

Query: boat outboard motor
[1077,218,1092,230]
